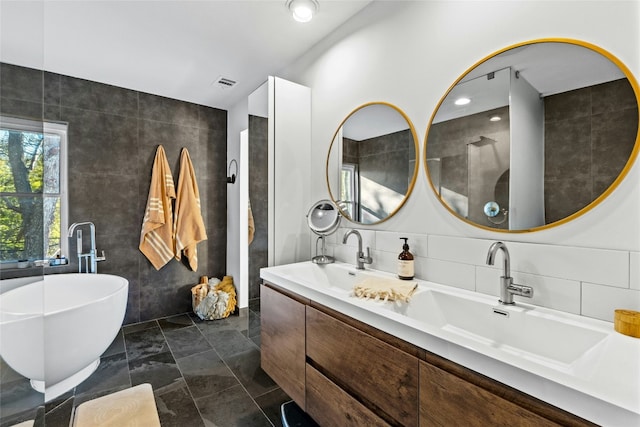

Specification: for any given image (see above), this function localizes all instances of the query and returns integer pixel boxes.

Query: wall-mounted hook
[227,159,238,184]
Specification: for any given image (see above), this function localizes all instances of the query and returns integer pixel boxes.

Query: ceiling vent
[213,76,237,89]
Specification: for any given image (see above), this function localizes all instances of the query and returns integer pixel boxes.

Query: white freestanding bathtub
[0,273,128,401]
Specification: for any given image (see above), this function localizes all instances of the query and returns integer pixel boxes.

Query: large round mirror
[327,102,419,225]
[424,39,640,232]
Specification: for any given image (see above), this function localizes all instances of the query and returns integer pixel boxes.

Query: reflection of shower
[467,136,497,147]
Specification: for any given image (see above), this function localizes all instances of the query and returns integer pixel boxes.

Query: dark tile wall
[0,62,228,324]
[426,105,511,226]
[358,129,415,195]
[248,115,268,299]
[544,78,639,223]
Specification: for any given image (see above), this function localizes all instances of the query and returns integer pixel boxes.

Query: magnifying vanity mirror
[424,39,640,231]
[326,102,419,225]
[306,199,341,264]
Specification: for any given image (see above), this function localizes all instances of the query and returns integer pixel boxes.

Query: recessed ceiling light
[489,115,501,122]
[286,0,319,23]
[454,97,471,106]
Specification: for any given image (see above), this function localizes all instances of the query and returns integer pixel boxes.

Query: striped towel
[174,148,207,271]
[139,145,175,270]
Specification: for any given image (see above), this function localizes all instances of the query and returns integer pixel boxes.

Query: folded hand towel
[353,277,418,302]
[139,145,175,270]
[174,148,207,270]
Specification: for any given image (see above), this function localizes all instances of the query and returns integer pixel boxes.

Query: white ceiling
[0,0,372,110]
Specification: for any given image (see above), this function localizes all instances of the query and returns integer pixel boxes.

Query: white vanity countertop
[261,261,640,427]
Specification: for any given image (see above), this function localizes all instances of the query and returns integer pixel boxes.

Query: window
[340,163,359,222]
[0,117,68,263]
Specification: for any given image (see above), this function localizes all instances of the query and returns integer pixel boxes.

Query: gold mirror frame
[423,38,640,233]
[326,102,420,225]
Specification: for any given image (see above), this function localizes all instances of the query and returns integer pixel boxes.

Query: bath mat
[73,383,161,427]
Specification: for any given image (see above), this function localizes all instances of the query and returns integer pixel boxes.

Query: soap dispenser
[398,237,414,280]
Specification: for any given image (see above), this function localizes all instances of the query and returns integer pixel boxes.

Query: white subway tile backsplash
[631,252,640,291]
[422,258,475,291]
[476,266,581,314]
[582,282,640,322]
[338,227,375,250]
[428,235,489,265]
[506,241,628,288]
[375,231,428,257]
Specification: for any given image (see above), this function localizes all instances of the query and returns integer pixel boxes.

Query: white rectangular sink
[262,261,610,369]
[394,289,608,367]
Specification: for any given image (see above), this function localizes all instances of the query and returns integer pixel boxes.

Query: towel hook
[227,159,238,184]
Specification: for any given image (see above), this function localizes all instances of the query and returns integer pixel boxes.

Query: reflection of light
[489,116,501,122]
[360,176,404,221]
[454,97,471,106]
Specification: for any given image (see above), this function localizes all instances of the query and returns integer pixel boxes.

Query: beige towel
[139,145,175,270]
[248,199,255,245]
[174,148,207,270]
[353,277,418,302]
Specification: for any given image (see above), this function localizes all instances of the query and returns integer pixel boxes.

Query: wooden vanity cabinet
[260,284,307,409]
[261,283,595,427]
[306,306,419,427]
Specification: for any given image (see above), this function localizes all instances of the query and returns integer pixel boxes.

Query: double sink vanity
[260,260,640,426]
[258,37,640,427]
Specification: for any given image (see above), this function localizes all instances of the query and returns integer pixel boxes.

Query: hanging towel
[248,199,255,245]
[174,148,207,270]
[139,145,175,270]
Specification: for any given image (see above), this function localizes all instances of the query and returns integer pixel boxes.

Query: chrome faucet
[486,241,533,305]
[68,222,106,273]
[342,229,372,270]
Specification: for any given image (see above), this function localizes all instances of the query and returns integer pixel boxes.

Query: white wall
[266,0,640,321]
[226,100,247,306]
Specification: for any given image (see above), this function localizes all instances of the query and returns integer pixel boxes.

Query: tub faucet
[342,229,372,270]
[486,241,533,305]
[68,222,106,273]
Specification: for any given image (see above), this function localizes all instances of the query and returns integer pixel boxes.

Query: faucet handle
[96,250,106,262]
[361,247,373,264]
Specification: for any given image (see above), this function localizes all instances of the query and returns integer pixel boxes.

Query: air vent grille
[214,76,237,89]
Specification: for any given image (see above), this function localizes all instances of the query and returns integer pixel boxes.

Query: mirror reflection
[425,40,639,231]
[327,103,418,224]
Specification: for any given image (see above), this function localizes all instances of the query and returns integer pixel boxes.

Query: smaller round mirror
[306,200,341,264]
[326,102,419,225]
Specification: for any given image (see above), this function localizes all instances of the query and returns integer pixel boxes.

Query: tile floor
[0,299,292,427]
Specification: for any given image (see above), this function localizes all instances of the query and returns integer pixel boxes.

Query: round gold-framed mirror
[326,102,419,225]
[424,38,640,232]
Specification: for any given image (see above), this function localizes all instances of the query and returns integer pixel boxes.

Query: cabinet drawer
[306,306,418,427]
[420,360,560,427]
[260,284,306,408]
[306,364,389,427]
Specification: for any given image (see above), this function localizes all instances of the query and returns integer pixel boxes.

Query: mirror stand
[312,235,335,264]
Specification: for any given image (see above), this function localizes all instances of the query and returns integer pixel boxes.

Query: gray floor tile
[102,330,126,357]
[122,319,158,335]
[74,352,131,403]
[254,388,291,427]
[225,347,278,398]
[158,313,195,331]
[195,384,272,427]
[205,328,258,360]
[164,325,212,359]
[129,351,182,390]
[176,349,239,399]
[154,378,205,427]
[125,325,169,360]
